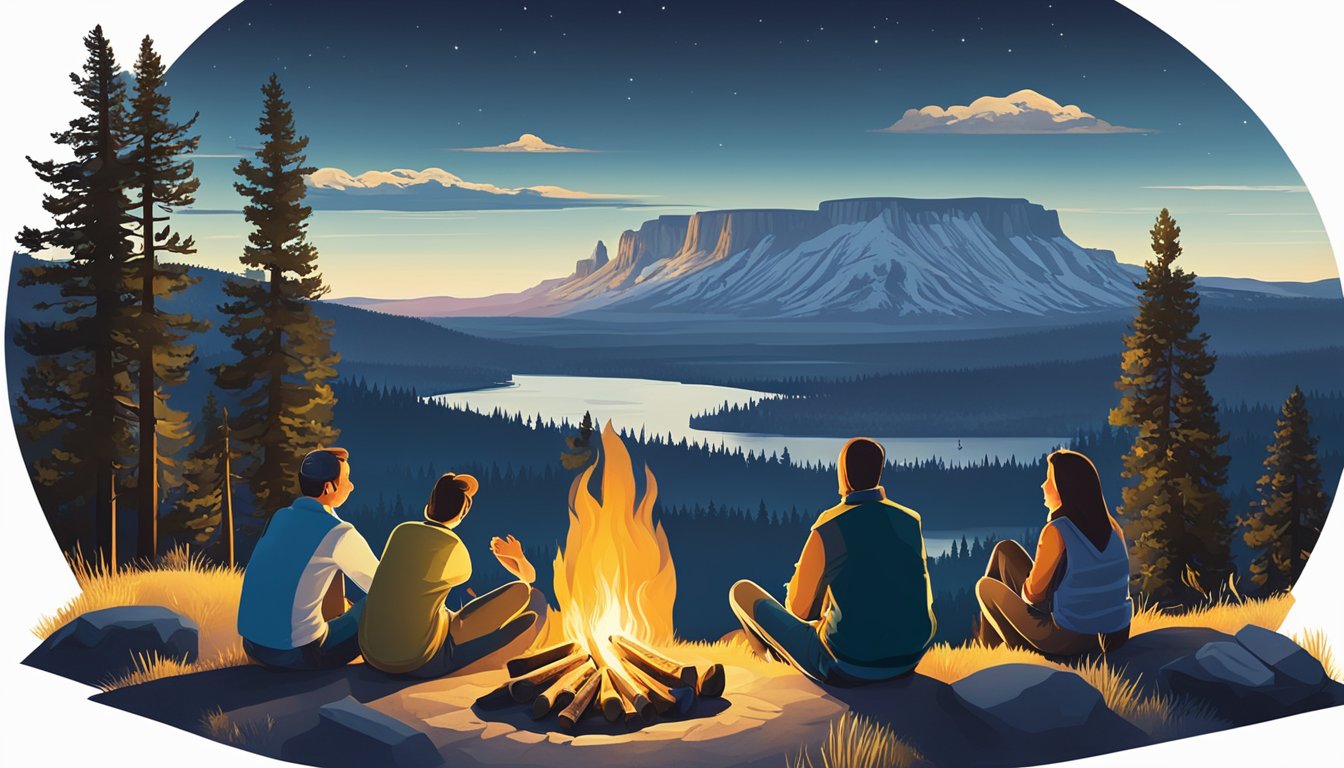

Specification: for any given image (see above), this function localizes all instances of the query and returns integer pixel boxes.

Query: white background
[0,1,1340,765]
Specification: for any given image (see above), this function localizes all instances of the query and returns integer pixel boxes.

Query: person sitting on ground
[359,472,546,677]
[975,449,1132,656]
[237,448,380,670]
[728,437,937,685]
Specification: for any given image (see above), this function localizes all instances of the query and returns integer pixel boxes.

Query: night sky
[157,0,1333,299]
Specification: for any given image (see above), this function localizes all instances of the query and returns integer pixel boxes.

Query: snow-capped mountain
[332,197,1339,319]
[549,198,1142,318]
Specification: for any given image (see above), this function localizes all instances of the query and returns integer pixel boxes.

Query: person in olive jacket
[359,472,545,677]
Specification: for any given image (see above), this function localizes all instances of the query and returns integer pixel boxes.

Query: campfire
[475,423,725,728]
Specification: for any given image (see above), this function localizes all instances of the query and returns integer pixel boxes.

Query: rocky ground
[25,607,1344,768]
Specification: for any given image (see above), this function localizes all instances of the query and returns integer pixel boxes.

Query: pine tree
[125,35,207,559]
[1239,387,1329,595]
[162,391,227,556]
[15,26,137,567]
[1110,209,1232,605]
[214,74,340,520]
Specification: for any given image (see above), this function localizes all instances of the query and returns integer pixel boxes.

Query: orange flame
[552,422,677,667]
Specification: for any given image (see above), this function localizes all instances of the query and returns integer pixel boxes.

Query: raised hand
[490,535,536,584]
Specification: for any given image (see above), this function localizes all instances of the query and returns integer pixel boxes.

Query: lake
[428,374,1066,470]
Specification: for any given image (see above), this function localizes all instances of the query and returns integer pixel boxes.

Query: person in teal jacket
[728,437,937,685]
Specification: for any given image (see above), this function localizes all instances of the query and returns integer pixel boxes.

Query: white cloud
[302,166,644,211]
[878,89,1148,134]
[455,133,594,153]
[1144,184,1307,192]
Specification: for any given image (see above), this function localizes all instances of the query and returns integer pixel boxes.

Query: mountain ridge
[329,197,1339,319]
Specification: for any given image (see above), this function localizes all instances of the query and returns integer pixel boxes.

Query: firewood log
[558,669,603,729]
[507,641,580,678]
[626,662,695,716]
[610,635,698,688]
[473,680,516,710]
[531,660,596,719]
[696,663,726,698]
[508,650,588,702]
[607,663,656,724]
[598,668,623,722]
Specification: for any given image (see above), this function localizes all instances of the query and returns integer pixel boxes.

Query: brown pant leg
[985,539,1034,593]
[975,577,1096,656]
[449,581,534,645]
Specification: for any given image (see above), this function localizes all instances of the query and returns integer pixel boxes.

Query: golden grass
[1292,627,1341,682]
[788,712,923,768]
[201,707,276,747]
[100,646,253,692]
[34,546,248,687]
[1067,657,1173,734]
[914,641,1064,683]
[1129,593,1293,636]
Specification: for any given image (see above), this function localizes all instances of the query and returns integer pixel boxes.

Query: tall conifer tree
[15,26,137,567]
[214,74,340,520]
[1239,387,1328,595]
[163,391,226,553]
[1110,209,1232,605]
[125,35,207,559]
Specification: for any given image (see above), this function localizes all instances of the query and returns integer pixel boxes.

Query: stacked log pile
[476,637,726,729]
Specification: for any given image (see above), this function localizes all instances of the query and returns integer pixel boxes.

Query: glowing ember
[552,422,677,669]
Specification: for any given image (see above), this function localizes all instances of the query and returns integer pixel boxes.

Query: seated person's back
[811,497,935,668]
[359,472,543,678]
[359,517,470,673]
[237,448,380,670]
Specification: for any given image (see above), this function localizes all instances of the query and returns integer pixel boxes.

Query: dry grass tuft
[1129,593,1293,636]
[33,545,248,687]
[201,707,276,747]
[1067,657,1172,734]
[914,641,1065,683]
[788,712,923,768]
[1292,627,1341,682]
[100,647,253,692]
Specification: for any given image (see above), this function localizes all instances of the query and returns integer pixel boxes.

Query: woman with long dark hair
[974,449,1132,655]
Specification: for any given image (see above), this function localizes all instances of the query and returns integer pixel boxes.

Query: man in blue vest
[728,437,937,684]
[237,448,381,670]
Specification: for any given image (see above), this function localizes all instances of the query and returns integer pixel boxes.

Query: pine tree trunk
[137,188,158,560]
[223,407,235,568]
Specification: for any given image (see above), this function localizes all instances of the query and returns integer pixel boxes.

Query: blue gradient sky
[163,0,1334,298]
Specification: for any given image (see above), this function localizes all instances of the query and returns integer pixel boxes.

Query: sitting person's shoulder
[880,499,921,523]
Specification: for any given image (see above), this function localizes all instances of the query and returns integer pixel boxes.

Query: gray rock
[281,696,441,768]
[953,663,1104,733]
[1158,640,1327,724]
[24,605,199,686]
[1234,625,1327,690]
[950,663,1148,763]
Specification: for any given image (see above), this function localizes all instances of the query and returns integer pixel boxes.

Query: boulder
[950,664,1148,763]
[1097,627,1232,696]
[24,605,198,686]
[1157,640,1321,724]
[1234,625,1327,690]
[281,695,442,768]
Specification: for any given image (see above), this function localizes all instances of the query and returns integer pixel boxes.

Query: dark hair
[299,448,349,497]
[840,437,885,491]
[426,474,472,523]
[1047,449,1113,551]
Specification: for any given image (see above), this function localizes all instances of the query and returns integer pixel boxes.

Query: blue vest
[1050,517,1133,634]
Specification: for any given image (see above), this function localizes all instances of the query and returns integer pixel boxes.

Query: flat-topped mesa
[819,197,1066,240]
[648,208,828,282]
[605,215,692,282]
